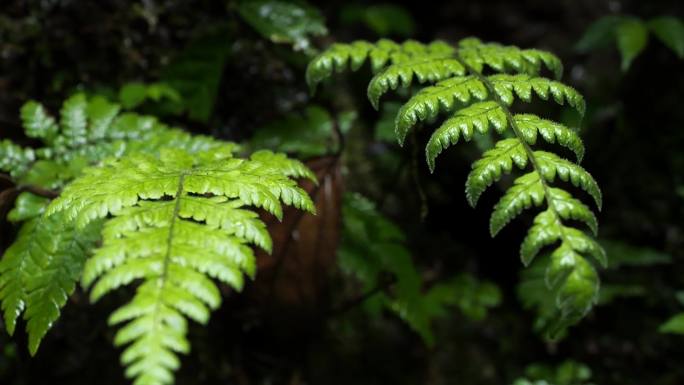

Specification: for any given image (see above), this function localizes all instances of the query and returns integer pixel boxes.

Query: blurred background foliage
[0,0,683,384]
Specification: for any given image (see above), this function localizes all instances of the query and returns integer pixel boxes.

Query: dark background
[1,0,683,384]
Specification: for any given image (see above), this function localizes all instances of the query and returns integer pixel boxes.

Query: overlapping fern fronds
[45,147,315,385]
[308,37,605,332]
[0,93,223,190]
[0,94,229,357]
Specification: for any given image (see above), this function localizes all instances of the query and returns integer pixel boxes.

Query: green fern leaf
[21,101,59,142]
[2,94,228,190]
[546,243,600,322]
[425,101,506,171]
[7,192,50,223]
[466,138,528,207]
[0,210,101,354]
[367,56,466,109]
[489,172,545,236]
[308,36,605,330]
[534,151,602,209]
[547,188,598,235]
[60,93,88,145]
[0,140,35,179]
[46,147,314,385]
[514,114,584,162]
[307,40,457,92]
[457,37,563,79]
[488,74,585,114]
[490,178,598,238]
[395,76,488,143]
[394,74,584,146]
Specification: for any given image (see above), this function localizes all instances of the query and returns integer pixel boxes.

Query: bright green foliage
[0,94,227,357]
[519,240,670,338]
[339,193,500,345]
[0,93,225,190]
[308,37,603,330]
[576,15,684,70]
[307,39,460,95]
[237,0,327,52]
[513,360,595,385]
[0,202,102,355]
[45,147,314,385]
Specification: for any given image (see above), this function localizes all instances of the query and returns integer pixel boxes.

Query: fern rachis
[307,37,605,331]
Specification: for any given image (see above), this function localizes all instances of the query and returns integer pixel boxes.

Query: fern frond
[46,147,314,385]
[308,37,605,330]
[0,94,236,357]
[0,208,101,355]
[306,40,458,93]
[2,93,228,190]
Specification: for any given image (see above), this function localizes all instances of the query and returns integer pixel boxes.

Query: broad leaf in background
[661,312,684,335]
[576,15,684,70]
[660,290,684,335]
[339,193,500,345]
[161,25,232,122]
[518,239,671,339]
[249,105,354,158]
[237,0,327,52]
[615,18,648,71]
[648,17,684,58]
[118,82,182,110]
[513,360,595,385]
[340,4,415,37]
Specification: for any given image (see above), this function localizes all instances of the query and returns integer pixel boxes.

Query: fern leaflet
[0,195,101,354]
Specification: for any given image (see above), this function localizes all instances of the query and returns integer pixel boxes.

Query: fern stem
[152,173,186,325]
[453,54,566,233]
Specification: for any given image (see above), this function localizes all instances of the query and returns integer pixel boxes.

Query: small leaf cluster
[339,193,500,345]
